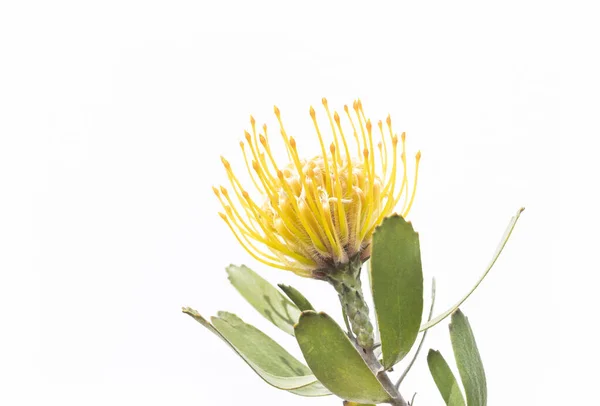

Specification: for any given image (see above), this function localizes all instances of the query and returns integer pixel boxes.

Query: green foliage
[294,311,391,404]
[450,310,487,406]
[182,307,330,396]
[420,208,525,331]
[397,278,437,387]
[427,349,466,406]
[226,264,300,335]
[371,215,423,369]
[427,309,487,406]
[184,209,523,404]
[278,283,315,311]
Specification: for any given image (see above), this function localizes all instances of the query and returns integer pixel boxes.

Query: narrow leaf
[278,283,315,311]
[421,208,524,331]
[182,307,330,396]
[371,215,423,369]
[427,349,466,406]
[226,264,301,335]
[450,310,487,406]
[295,311,391,404]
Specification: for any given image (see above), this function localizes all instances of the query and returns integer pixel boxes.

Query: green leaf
[226,264,301,335]
[427,349,466,406]
[397,278,437,387]
[182,307,330,397]
[450,310,487,406]
[295,311,391,404]
[278,283,315,311]
[371,215,424,369]
[420,208,524,331]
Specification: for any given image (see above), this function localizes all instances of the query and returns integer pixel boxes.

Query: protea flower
[214,99,420,348]
[215,99,420,278]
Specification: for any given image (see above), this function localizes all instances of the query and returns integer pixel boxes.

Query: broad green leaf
[226,264,301,335]
[371,215,423,369]
[450,310,487,406]
[182,307,330,396]
[420,208,524,331]
[295,311,391,404]
[427,349,466,406]
[397,278,437,387]
[278,283,315,311]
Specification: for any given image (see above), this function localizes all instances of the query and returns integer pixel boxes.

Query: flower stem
[326,256,374,349]
[362,349,409,406]
[326,256,408,406]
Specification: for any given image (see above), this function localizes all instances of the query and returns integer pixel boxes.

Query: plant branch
[362,349,408,406]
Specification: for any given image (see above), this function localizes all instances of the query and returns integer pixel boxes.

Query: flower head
[215,99,420,278]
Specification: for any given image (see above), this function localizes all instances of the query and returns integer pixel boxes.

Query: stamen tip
[309,106,316,118]
[416,151,422,160]
[321,97,328,106]
[220,156,231,169]
[273,105,280,116]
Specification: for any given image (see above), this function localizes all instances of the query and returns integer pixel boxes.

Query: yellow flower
[214,99,420,278]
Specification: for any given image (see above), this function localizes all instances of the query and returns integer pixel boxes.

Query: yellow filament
[334,111,353,192]
[277,170,329,253]
[309,107,332,192]
[322,98,342,163]
[402,152,421,217]
[219,213,309,274]
[330,143,349,244]
[378,120,388,179]
[240,141,265,193]
[303,171,339,254]
[344,105,362,158]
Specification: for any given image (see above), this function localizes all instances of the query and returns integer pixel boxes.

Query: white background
[1,1,597,405]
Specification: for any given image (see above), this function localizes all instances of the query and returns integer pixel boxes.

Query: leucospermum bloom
[214,99,420,279]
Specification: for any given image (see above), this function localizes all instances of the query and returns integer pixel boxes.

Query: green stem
[325,257,408,406]
[325,255,374,349]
